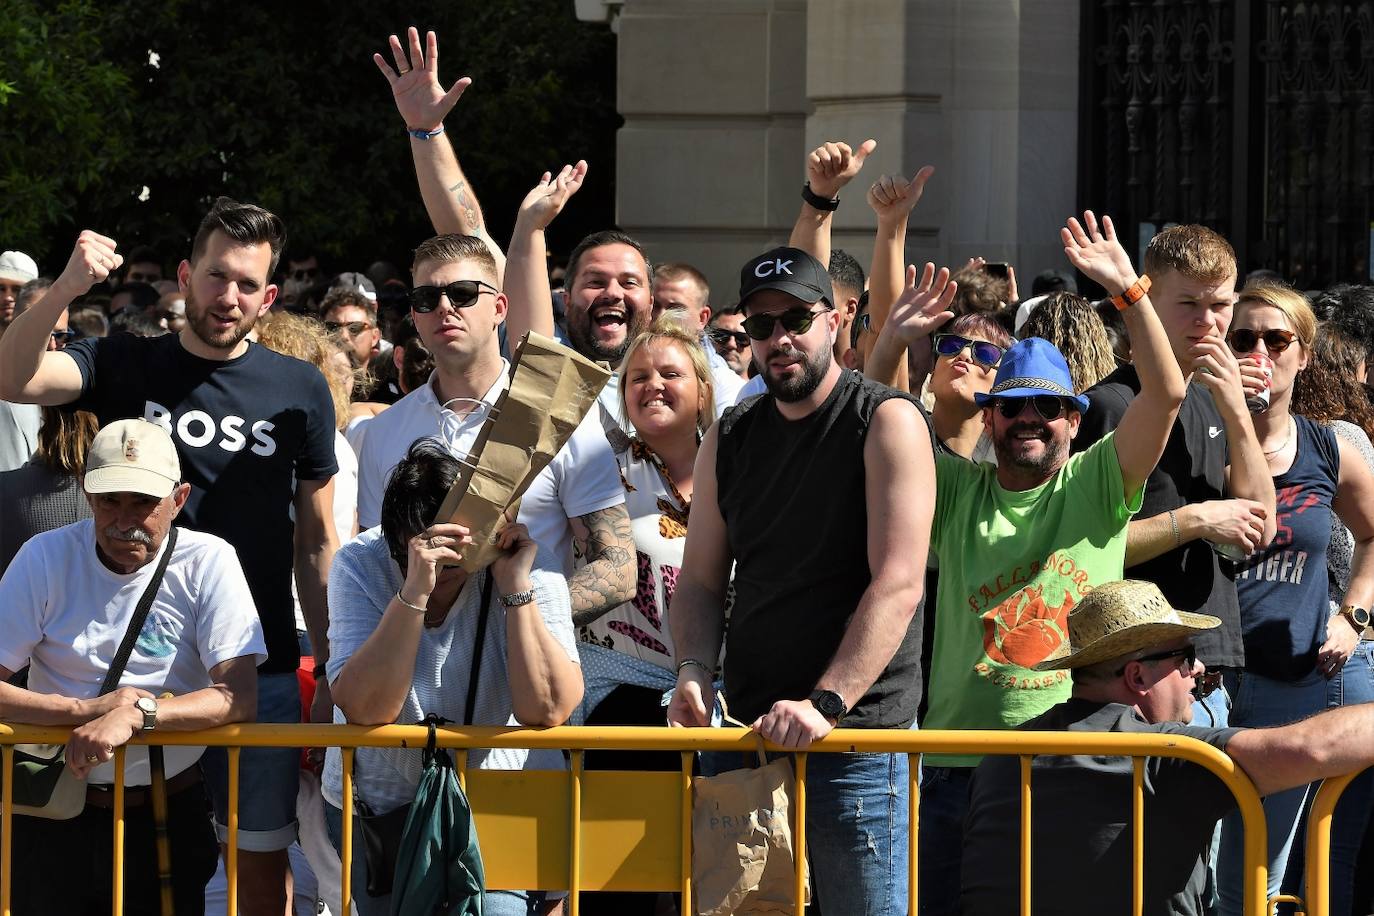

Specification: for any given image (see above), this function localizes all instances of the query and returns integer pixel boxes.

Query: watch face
[814,691,845,719]
[1354,607,1372,628]
[136,697,157,714]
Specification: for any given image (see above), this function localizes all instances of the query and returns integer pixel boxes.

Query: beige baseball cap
[84,419,181,499]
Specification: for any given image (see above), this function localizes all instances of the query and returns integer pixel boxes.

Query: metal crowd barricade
[0,724,1275,916]
[1300,765,1371,916]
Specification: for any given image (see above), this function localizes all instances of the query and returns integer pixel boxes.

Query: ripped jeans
[700,750,910,915]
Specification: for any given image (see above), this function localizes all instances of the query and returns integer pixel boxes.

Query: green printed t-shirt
[925,432,1142,767]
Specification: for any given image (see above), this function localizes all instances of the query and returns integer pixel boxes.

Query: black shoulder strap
[99,526,178,696]
[463,572,495,726]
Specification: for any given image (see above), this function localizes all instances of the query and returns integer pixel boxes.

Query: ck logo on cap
[754,257,795,279]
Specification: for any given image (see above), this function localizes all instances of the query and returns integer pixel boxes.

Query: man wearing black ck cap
[667,244,936,912]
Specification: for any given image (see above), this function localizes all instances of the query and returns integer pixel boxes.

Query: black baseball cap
[738,246,834,313]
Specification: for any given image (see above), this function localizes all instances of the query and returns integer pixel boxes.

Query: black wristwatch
[809,689,847,723]
[1340,605,1371,630]
[801,182,840,212]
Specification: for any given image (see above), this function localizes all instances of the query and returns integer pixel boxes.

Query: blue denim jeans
[916,765,973,916]
[322,801,546,916]
[700,750,911,915]
[1216,667,1328,916]
[1190,678,1232,912]
[201,671,303,851]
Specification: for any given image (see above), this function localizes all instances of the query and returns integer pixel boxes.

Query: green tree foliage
[0,0,619,275]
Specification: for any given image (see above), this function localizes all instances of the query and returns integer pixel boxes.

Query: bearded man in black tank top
[667,246,936,914]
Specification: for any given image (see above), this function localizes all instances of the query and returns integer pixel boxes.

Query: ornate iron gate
[1079,0,1374,289]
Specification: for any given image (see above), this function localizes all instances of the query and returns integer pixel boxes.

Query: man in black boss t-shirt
[667,245,936,914]
[1074,225,1275,727]
[0,200,339,916]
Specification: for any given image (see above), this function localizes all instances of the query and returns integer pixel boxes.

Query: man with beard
[868,212,1186,916]
[666,245,935,913]
[0,200,340,916]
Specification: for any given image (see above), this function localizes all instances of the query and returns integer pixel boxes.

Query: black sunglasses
[994,395,1071,421]
[741,306,830,341]
[934,333,1006,369]
[409,279,500,314]
[1227,327,1296,354]
[712,328,749,349]
[51,329,78,346]
[1116,644,1197,676]
[324,320,373,336]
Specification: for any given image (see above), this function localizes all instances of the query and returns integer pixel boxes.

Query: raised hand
[54,231,122,299]
[807,139,878,199]
[373,27,471,132]
[515,161,589,232]
[866,167,935,222]
[1061,210,1138,294]
[884,263,957,346]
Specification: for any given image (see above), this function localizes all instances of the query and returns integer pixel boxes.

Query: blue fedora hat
[973,337,1090,413]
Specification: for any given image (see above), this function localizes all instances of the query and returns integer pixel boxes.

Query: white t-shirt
[292,429,359,633]
[0,520,267,785]
[355,363,623,576]
[322,528,579,813]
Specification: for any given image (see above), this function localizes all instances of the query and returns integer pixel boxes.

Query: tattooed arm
[373,27,507,281]
[567,504,636,626]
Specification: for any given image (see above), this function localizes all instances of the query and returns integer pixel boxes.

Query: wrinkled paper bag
[436,332,610,572]
[693,756,811,915]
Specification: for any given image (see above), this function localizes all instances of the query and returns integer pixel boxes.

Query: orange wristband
[1111,274,1151,311]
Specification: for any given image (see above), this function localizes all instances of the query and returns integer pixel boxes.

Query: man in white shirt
[354,234,635,625]
[0,418,265,916]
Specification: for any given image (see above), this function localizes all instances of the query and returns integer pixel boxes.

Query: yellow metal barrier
[1301,765,1371,916]
[0,724,1275,916]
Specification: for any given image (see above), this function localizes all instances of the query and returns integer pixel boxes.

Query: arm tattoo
[568,504,636,626]
[447,179,482,232]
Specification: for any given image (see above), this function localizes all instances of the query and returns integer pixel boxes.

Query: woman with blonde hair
[1215,283,1374,916]
[1019,290,1118,393]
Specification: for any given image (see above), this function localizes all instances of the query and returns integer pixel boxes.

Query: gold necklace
[1262,416,1294,457]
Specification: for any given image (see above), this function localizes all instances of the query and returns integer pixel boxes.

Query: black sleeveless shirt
[715,369,930,727]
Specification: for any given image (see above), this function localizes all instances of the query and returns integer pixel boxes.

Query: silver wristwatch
[135,696,159,731]
[499,589,536,608]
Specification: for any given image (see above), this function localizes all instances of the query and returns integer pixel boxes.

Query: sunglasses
[1227,327,1296,354]
[993,395,1071,421]
[51,329,78,345]
[290,267,320,282]
[740,307,830,341]
[712,328,749,349]
[1116,644,1198,676]
[325,320,373,336]
[409,279,500,314]
[934,333,1005,368]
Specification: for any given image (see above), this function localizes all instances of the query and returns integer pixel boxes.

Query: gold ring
[85,754,99,763]
[399,67,411,75]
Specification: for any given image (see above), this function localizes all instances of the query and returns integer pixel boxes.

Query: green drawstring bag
[390,716,485,916]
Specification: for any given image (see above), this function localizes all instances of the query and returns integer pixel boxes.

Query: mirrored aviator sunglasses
[934,333,1005,368]
[408,279,498,314]
[740,308,825,341]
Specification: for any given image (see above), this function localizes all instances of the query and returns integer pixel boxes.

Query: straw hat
[1033,580,1220,671]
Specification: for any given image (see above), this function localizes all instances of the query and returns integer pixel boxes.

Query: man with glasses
[353,233,635,624]
[874,212,1186,915]
[707,306,751,380]
[962,577,1374,916]
[1075,224,1276,735]
[321,287,382,369]
[668,244,935,913]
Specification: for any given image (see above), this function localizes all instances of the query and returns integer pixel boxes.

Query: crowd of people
[2,24,1374,916]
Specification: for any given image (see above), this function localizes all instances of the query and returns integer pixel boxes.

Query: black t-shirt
[962,699,1240,916]
[714,369,930,727]
[1075,366,1244,668]
[66,333,338,673]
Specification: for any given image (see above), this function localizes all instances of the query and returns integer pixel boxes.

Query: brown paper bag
[436,331,611,572]
[692,747,811,915]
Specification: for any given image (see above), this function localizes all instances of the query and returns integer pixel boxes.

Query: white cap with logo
[84,419,181,499]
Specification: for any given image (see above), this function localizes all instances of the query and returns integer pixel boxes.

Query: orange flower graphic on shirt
[981,585,1074,668]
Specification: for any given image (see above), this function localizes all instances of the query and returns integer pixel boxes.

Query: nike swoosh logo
[1208,426,1222,438]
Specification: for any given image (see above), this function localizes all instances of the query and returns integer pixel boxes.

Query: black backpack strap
[98,526,178,696]
[463,572,495,726]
